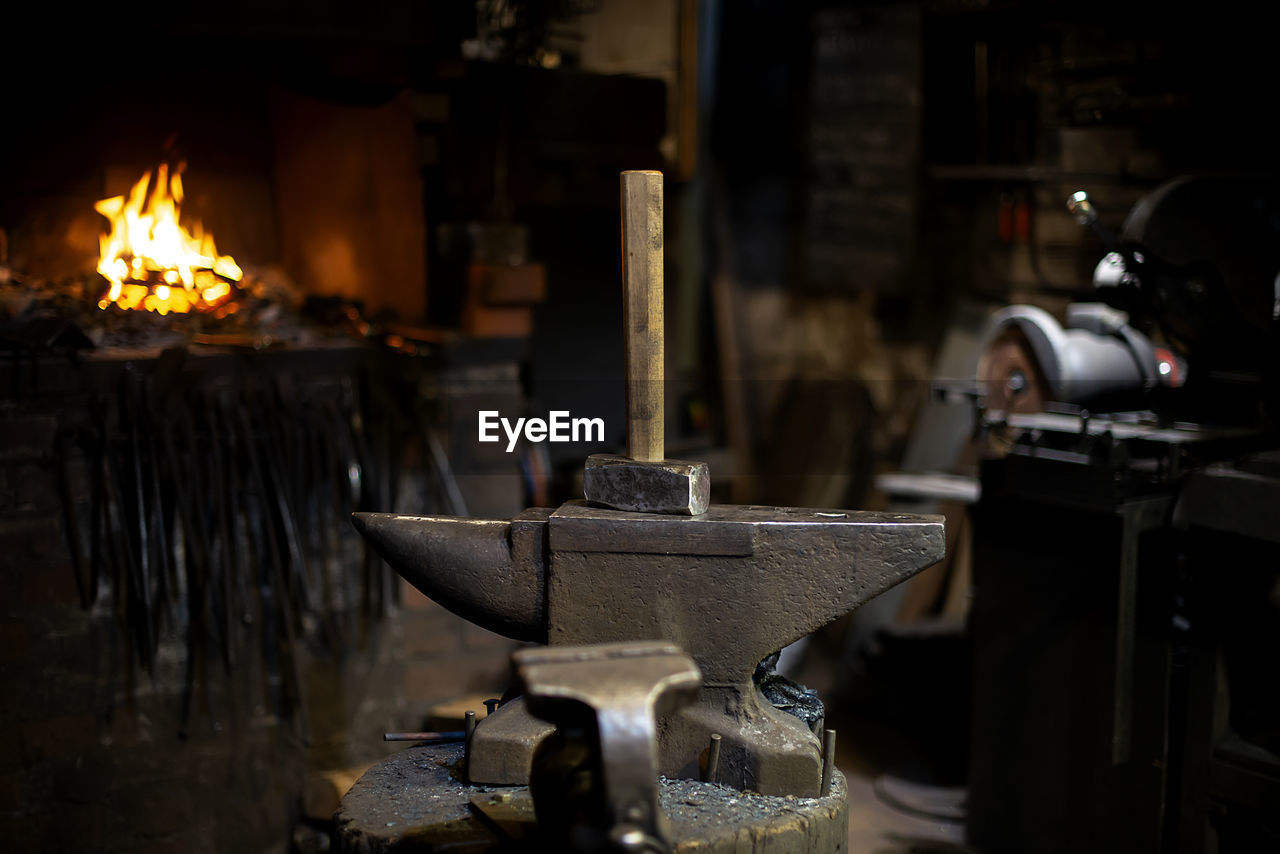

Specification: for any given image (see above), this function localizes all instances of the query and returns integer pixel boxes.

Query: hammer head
[583,453,710,515]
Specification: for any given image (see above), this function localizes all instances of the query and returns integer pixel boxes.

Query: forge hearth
[2,153,339,354]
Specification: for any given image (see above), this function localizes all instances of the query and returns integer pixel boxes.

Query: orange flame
[94,163,242,315]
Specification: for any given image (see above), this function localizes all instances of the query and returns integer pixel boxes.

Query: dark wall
[919,0,1280,307]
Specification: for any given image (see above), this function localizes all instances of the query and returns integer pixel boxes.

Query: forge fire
[94,162,243,315]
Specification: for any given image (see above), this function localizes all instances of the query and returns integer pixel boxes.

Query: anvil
[354,500,943,797]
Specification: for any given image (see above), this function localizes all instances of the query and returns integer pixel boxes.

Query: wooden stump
[334,743,849,853]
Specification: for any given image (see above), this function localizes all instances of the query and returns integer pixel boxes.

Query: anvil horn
[352,509,550,643]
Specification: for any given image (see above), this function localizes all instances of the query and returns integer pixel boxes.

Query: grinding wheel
[977,327,1050,415]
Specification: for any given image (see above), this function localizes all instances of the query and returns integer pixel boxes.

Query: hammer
[582,170,710,516]
[351,171,946,797]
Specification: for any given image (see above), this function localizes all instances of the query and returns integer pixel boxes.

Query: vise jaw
[517,641,701,851]
[354,500,943,798]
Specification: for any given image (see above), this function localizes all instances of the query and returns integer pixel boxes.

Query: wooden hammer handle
[621,170,664,463]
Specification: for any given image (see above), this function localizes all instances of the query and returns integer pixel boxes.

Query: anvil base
[471,686,827,797]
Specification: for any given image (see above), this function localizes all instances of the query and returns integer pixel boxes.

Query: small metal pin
[705,733,722,784]
[464,710,477,777]
[483,697,501,714]
[820,728,837,794]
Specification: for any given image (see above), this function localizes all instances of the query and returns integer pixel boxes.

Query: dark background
[3,1,1278,851]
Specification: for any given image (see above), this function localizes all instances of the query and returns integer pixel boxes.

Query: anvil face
[353,500,944,796]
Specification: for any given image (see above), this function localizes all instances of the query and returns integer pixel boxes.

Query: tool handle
[620,170,664,463]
